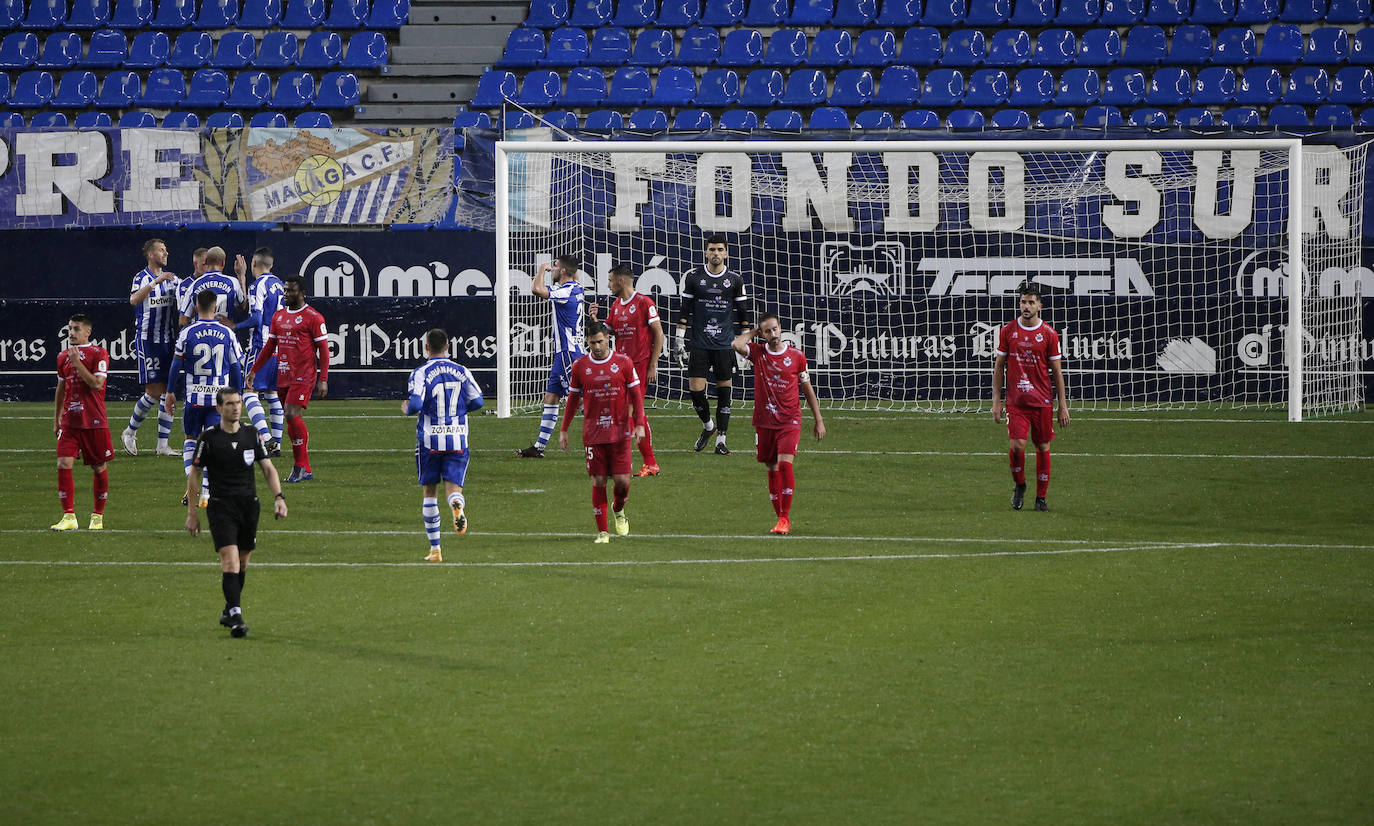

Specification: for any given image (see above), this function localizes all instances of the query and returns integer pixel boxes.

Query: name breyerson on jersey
[179,270,244,318]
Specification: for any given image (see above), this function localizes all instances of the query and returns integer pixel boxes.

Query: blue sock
[267,392,284,442]
[534,404,558,449]
[422,498,442,549]
[127,393,156,432]
[243,392,271,442]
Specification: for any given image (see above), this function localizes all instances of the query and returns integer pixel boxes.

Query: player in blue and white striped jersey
[122,238,180,458]
[516,254,586,459]
[166,289,246,507]
[177,246,245,328]
[403,328,485,562]
[233,247,285,454]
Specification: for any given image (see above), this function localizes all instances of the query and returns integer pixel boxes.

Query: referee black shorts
[687,348,737,382]
[207,495,261,552]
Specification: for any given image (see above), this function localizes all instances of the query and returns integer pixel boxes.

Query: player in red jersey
[602,263,665,477]
[558,322,646,544]
[991,282,1070,512]
[51,313,115,531]
[248,274,329,483]
[732,314,826,536]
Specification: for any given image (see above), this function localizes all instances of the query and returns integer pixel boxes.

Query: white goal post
[495,138,1367,422]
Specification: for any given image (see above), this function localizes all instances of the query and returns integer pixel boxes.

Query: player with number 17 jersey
[408,356,484,453]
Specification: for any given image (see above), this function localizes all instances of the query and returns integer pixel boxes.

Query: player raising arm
[517,255,585,459]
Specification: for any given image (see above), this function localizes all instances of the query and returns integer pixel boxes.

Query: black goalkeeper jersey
[192,424,268,498]
[679,266,749,350]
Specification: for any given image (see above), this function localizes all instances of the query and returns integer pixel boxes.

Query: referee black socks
[221,571,242,611]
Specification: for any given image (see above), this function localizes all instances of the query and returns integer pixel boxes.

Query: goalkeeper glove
[671,336,688,368]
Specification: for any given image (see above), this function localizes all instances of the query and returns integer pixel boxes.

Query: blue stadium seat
[1122,26,1166,67]
[1127,107,1168,126]
[1330,66,1374,104]
[1100,67,1146,104]
[874,65,919,106]
[1212,27,1256,65]
[990,108,1030,127]
[762,109,803,130]
[282,0,326,27]
[0,72,8,103]
[607,66,652,105]
[658,0,703,25]
[23,0,68,29]
[559,66,607,105]
[366,0,408,27]
[301,31,344,68]
[1267,103,1308,125]
[832,0,878,23]
[256,31,299,69]
[569,0,611,26]
[472,69,516,107]
[451,110,491,130]
[1313,103,1354,126]
[1099,0,1145,22]
[195,0,239,28]
[1233,0,1277,22]
[110,0,154,27]
[118,111,154,127]
[37,33,83,70]
[673,108,712,129]
[1305,28,1349,64]
[615,0,657,25]
[205,111,244,127]
[716,29,762,67]
[1362,106,1374,125]
[249,111,287,127]
[854,108,894,128]
[1327,0,1370,19]
[294,111,332,127]
[213,32,257,69]
[152,0,197,28]
[583,109,623,130]
[0,0,21,26]
[1191,66,1237,103]
[1055,0,1101,22]
[240,0,281,26]
[517,68,560,106]
[163,110,200,127]
[675,26,720,65]
[1259,24,1304,65]
[1191,0,1235,19]
[1032,29,1076,67]
[84,29,130,67]
[1235,65,1282,103]
[225,71,271,108]
[544,27,588,67]
[1054,67,1100,104]
[68,0,112,29]
[739,67,783,105]
[651,65,696,106]
[852,29,896,67]
[810,29,852,67]
[0,33,39,70]
[900,27,942,67]
[695,68,740,105]
[877,0,921,23]
[630,29,675,67]
[1144,0,1189,23]
[761,29,807,67]
[923,0,968,25]
[718,108,758,129]
[789,0,835,23]
[1083,103,1123,125]
[1284,66,1329,103]
[52,69,98,106]
[169,31,213,68]
[75,110,113,127]
[1036,108,1076,127]
[1279,0,1324,20]
[140,66,186,105]
[919,68,964,106]
[31,112,69,128]
[808,106,848,129]
[184,68,230,105]
[96,70,140,107]
[1011,0,1054,25]
[324,0,367,27]
[1173,107,1214,126]
[1146,68,1191,105]
[1077,28,1121,66]
[1009,67,1054,105]
[965,67,1009,105]
[828,68,875,105]
[985,29,1030,67]
[743,0,788,24]
[943,29,987,67]
[127,31,173,69]
[272,70,314,107]
[946,109,984,128]
[780,67,827,106]
[899,108,940,128]
[1221,106,1260,125]
[315,71,359,107]
[1354,29,1374,64]
[1164,25,1212,65]
[586,27,631,66]
[524,0,566,24]
[967,0,1011,23]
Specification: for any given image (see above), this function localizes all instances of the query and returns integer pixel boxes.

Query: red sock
[779,462,795,518]
[58,467,75,513]
[287,417,311,472]
[612,480,629,513]
[592,486,609,533]
[92,469,108,515]
[1009,449,1026,485]
[638,418,656,466]
[1035,449,1051,498]
[767,468,781,515]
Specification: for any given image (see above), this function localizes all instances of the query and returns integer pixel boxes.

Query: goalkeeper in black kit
[673,234,751,455]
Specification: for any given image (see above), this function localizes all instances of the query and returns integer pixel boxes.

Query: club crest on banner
[239,128,420,222]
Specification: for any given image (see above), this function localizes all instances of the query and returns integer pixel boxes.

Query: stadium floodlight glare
[495,138,1366,421]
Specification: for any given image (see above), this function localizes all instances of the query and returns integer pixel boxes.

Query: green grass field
[2,399,1371,825]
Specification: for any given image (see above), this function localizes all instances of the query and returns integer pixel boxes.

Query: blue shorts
[250,355,279,392]
[182,405,221,438]
[416,446,470,487]
[545,350,581,397]
[136,340,174,386]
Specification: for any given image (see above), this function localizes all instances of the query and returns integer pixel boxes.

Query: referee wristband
[275,493,285,500]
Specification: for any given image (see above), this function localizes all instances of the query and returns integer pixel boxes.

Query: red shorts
[755,426,801,465]
[585,438,633,477]
[278,380,314,409]
[57,427,114,466]
[1007,405,1056,444]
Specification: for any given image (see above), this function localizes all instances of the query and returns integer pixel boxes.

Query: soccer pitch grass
[2,400,1371,825]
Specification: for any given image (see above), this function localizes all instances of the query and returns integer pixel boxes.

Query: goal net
[495,139,1368,421]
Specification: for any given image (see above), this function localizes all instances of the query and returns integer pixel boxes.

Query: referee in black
[186,387,287,638]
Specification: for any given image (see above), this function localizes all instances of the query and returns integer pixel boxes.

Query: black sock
[690,390,711,425]
[221,571,242,611]
[716,385,733,436]
[238,568,246,596]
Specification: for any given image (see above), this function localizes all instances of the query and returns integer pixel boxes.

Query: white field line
[2,413,1373,425]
